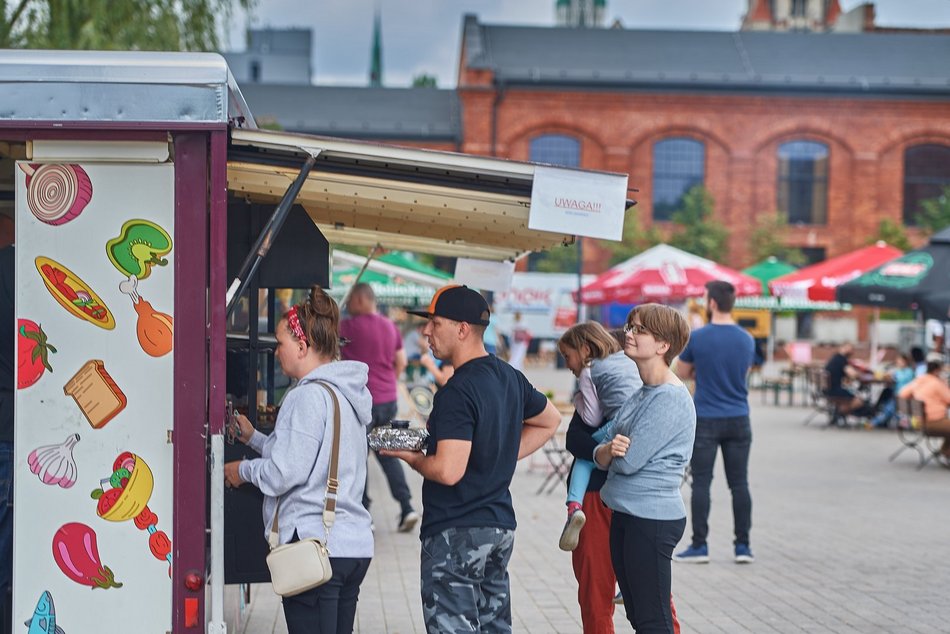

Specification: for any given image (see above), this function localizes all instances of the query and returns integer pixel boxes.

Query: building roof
[463,16,950,97]
[238,84,461,141]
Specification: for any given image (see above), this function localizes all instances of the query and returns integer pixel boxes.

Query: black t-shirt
[825,353,848,392]
[0,246,14,443]
[420,354,547,538]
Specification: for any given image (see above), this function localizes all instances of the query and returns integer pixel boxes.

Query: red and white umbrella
[578,244,762,305]
[769,242,903,302]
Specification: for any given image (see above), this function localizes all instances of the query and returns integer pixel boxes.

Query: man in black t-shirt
[824,343,867,416]
[384,285,560,633]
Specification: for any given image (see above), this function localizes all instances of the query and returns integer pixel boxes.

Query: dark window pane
[652,138,705,221]
[799,247,826,265]
[529,135,580,168]
[777,141,828,225]
[903,144,950,225]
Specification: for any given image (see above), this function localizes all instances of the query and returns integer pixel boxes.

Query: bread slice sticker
[35,256,115,330]
[64,360,127,429]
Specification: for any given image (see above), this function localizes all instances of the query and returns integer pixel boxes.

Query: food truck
[0,50,628,632]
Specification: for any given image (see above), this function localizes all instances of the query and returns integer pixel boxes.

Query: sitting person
[898,357,950,460]
[911,346,927,378]
[824,343,872,419]
[869,353,914,428]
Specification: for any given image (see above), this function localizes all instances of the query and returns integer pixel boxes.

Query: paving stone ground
[238,366,950,633]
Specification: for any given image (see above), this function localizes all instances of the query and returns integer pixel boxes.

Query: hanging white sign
[454,258,515,292]
[528,166,627,241]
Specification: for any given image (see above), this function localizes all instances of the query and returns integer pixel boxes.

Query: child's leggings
[566,420,615,505]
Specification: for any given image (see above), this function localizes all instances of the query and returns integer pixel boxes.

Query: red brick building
[241,13,950,275]
[455,16,950,273]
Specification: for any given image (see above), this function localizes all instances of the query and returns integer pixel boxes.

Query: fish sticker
[24,590,66,634]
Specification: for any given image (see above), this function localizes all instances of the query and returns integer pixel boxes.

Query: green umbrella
[377,252,453,280]
[742,257,797,297]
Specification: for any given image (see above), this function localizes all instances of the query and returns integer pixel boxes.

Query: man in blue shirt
[674,280,756,564]
[384,285,561,633]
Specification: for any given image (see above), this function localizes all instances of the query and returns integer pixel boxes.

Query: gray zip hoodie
[239,360,374,558]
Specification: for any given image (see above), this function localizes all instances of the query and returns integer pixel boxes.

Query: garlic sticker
[28,434,80,489]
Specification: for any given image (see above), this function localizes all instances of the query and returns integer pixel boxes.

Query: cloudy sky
[224,1,950,87]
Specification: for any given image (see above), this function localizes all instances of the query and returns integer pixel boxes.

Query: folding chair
[536,435,572,495]
[890,397,926,466]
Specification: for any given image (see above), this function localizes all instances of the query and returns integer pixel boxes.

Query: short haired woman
[594,304,695,634]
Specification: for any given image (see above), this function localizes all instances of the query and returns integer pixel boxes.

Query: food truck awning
[227,128,594,261]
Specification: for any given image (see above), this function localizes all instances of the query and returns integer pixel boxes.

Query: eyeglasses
[623,322,651,336]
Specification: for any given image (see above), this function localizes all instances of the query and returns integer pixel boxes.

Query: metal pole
[340,244,382,310]
[207,434,226,634]
[576,237,583,323]
[226,152,320,319]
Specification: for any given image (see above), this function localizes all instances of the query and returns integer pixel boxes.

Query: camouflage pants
[420,527,515,633]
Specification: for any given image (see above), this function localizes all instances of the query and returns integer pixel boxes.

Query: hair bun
[308,286,338,319]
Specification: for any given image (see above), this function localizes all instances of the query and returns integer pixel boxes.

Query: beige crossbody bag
[265,381,341,597]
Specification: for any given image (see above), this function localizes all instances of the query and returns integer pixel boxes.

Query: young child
[557,322,642,551]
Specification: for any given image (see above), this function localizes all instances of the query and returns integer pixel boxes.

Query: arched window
[652,138,705,221]
[777,140,828,225]
[904,144,950,225]
[529,134,580,167]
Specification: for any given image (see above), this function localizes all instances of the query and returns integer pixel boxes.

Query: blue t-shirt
[420,354,547,538]
[678,323,754,418]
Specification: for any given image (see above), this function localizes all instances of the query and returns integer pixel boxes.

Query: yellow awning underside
[227,129,580,261]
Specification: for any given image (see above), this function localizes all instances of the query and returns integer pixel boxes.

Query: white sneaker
[558,509,587,551]
[398,510,420,533]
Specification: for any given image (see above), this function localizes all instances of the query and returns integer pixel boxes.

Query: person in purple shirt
[341,283,419,532]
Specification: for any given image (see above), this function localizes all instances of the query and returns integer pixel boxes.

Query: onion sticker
[20,163,93,226]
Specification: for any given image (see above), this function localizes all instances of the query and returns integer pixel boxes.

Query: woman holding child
[594,304,695,634]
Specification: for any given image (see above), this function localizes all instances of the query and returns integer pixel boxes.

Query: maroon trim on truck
[209,130,227,436]
[173,133,210,632]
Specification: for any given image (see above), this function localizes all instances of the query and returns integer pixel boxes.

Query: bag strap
[268,380,343,549]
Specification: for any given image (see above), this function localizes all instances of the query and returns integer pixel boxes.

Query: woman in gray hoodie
[225,286,374,634]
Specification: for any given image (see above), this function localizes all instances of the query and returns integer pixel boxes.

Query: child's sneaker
[558,503,586,551]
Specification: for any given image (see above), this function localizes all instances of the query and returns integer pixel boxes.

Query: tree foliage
[868,218,912,252]
[0,0,251,51]
[915,185,950,235]
[749,211,806,266]
[596,206,662,266]
[412,73,437,88]
[529,242,580,273]
[667,185,729,261]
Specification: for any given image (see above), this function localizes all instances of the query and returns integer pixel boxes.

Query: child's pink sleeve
[573,366,603,427]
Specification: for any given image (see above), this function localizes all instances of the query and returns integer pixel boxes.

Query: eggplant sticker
[51,523,122,590]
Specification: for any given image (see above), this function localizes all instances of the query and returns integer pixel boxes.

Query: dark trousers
[689,415,753,547]
[0,441,10,634]
[363,401,413,514]
[610,511,685,634]
[282,556,371,634]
